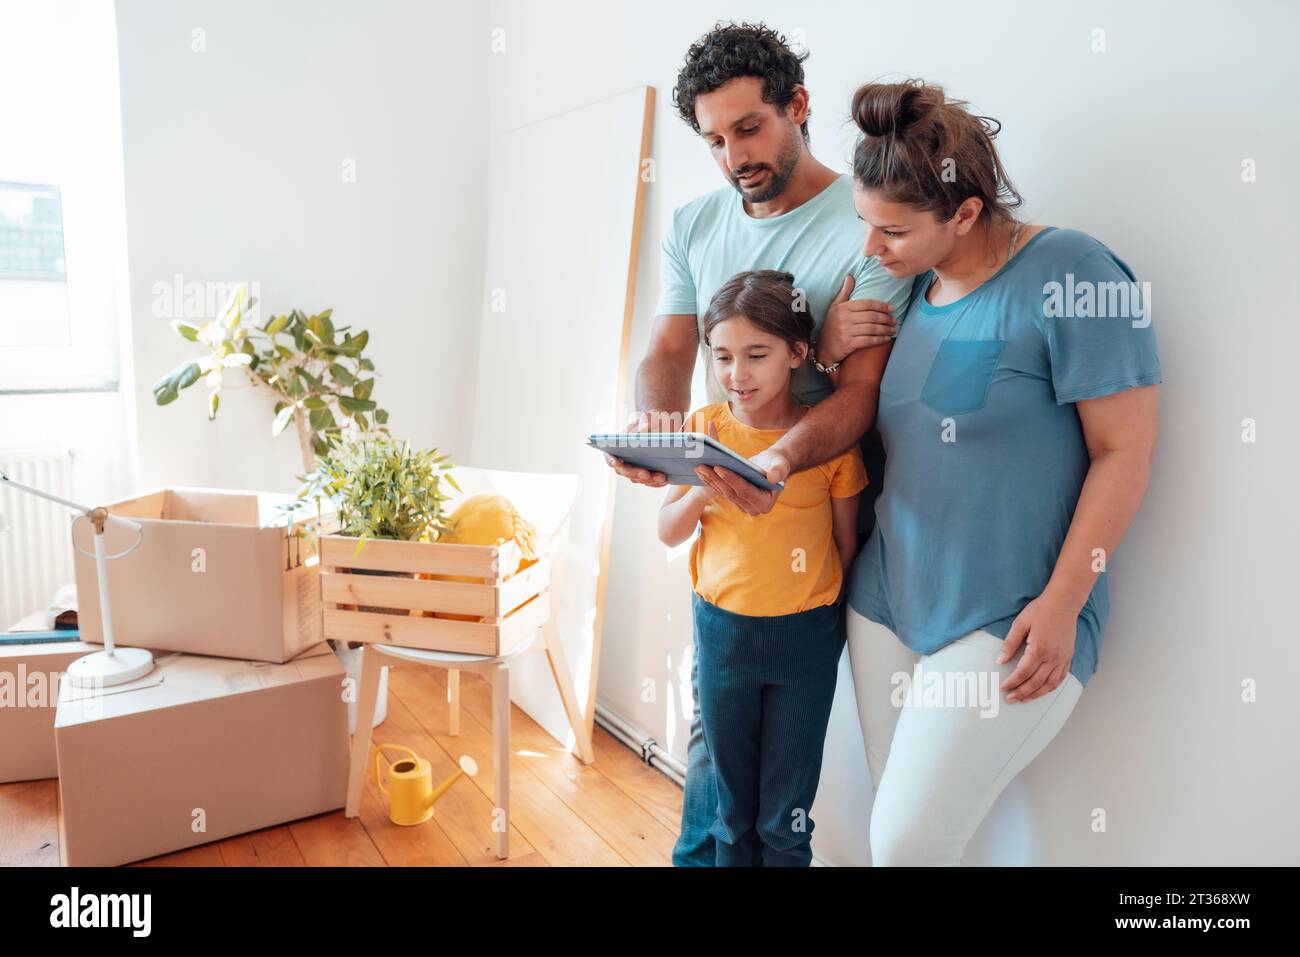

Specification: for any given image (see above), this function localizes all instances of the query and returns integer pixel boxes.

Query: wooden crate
[319,534,551,656]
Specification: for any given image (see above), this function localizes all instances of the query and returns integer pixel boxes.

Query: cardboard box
[72,486,335,663]
[0,638,98,783]
[54,641,348,867]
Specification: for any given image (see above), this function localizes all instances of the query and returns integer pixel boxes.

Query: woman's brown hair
[850,79,1023,228]
[702,270,814,364]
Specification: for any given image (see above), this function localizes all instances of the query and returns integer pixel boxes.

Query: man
[604,22,910,866]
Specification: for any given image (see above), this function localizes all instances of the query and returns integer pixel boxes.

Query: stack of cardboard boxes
[1,487,350,866]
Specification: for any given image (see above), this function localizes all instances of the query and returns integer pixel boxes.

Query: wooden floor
[0,661,682,866]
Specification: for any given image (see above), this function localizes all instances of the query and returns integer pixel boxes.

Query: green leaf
[272,404,297,437]
[303,397,328,410]
[176,361,203,390]
[353,378,374,401]
[309,407,335,431]
[208,390,220,420]
[151,359,205,405]
[338,330,369,357]
[328,363,356,387]
[152,378,180,406]
[337,396,377,413]
[265,314,291,336]
[171,320,200,342]
[375,408,389,425]
[358,358,375,371]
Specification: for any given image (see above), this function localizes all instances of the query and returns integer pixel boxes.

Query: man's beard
[731,130,801,204]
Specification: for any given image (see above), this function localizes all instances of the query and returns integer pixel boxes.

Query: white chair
[342,467,589,860]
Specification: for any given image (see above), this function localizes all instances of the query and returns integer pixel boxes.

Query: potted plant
[296,431,462,732]
[152,283,390,471]
[297,430,460,554]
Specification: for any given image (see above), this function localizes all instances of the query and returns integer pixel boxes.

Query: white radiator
[0,448,75,631]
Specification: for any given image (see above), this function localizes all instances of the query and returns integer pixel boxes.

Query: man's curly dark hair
[672,22,811,143]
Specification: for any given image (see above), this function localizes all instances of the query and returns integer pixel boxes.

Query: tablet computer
[587,432,785,492]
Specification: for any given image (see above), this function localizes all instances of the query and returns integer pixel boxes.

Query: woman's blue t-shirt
[847,226,1162,687]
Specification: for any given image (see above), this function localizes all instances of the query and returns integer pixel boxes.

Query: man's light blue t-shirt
[656,173,913,532]
[847,227,1162,687]
[656,173,911,407]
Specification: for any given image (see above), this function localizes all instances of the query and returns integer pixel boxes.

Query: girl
[830,79,1162,864]
[658,269,868,866]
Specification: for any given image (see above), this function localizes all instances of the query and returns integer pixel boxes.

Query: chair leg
[447,667,460,736]
[491,661,510,859]
[345,645,383,818]
[542,625,595,765]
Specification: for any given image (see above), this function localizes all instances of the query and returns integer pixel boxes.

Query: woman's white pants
[846,608,1084,866]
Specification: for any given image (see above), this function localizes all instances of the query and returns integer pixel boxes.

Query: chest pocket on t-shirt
[919,338,1005,416]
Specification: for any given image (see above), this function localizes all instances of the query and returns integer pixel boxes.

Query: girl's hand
[995,594,1078,703]
[695,428,790,516]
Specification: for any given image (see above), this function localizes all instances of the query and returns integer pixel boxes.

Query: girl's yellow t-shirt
[681,401,868,617]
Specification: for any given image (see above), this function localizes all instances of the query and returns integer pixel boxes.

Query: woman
[834,79,1161,865]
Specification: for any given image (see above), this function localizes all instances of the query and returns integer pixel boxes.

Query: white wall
[487,0,1300,864]
[98,0,1299,864]
[114,0,491,494]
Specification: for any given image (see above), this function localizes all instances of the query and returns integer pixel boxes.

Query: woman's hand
[995,593,1079,703]
[817,274,898,366]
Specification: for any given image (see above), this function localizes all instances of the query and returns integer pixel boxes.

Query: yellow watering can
[374,744,478,826]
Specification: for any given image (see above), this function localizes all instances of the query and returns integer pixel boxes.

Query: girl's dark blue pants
[690,590,846,867]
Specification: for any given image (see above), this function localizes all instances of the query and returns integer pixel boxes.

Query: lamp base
[64,647,155,687]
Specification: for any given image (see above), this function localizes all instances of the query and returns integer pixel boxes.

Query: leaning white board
[470,86,653,751]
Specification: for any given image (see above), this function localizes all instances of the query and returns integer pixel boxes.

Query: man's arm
[636,312,697,420]
[692,341,892,515]
[603,312,698,488]
[771,339,891,474]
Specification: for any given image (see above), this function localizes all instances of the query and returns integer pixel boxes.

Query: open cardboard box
[72,487,337,663]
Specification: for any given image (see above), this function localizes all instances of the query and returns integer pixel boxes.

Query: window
[0,0,128,393]
[0,181,72,347]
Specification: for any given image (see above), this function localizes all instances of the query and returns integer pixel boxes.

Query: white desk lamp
[0,471,155,687]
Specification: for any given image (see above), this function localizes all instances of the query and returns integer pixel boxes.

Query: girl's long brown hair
[702,269,814,361]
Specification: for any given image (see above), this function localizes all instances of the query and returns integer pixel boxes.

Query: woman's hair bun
[850,77,1023,227]
[851,78,943,137]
